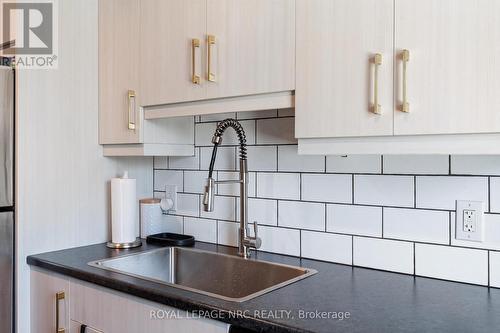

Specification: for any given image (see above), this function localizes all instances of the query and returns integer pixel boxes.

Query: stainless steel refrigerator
[0,61,14,333]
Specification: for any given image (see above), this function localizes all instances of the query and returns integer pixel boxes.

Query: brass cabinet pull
[372,53,382,115]
[207,35,216,82]
[191,38,200,84]
[127,90,136,130]
[55,291,66,333]
[401,49,410,113]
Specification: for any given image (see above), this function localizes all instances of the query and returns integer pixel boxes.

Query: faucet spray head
[203,177,216,212]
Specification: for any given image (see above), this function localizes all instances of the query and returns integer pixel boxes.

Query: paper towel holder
[106,238,142,249]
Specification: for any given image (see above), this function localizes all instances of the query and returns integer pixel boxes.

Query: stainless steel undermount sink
[88,247,317,302]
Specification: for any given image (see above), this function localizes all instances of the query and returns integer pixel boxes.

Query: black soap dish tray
[146,233,195,247]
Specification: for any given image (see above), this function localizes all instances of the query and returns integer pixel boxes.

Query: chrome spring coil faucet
[202,119,261,258]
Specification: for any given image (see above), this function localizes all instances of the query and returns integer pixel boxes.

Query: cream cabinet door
[206,0,295,99]
[99,0,141,144]
[70,279,229,333]
[394,0,500,135]
[30,270,70,333]
[296,0,394,138]
[140,0,207,107]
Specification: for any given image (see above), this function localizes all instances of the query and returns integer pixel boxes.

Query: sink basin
[88,247,317,302]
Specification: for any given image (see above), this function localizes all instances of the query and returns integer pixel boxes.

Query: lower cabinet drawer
[71,320,103,333]
[70,279,230,333]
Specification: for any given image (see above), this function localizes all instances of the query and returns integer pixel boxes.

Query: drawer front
[70,279,230,333]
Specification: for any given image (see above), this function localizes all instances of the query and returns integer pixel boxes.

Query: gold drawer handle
[191,38,200,84]
[372,53,382,115]
[55,291,66,333]
[401,49,410,113]
[127,90,136,130]
[207,35,216,82]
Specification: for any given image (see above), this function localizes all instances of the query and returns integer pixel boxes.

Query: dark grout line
[413,243,416,276]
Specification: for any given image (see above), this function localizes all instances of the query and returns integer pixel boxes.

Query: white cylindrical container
[140,198,162,238]
[111,171,137,244]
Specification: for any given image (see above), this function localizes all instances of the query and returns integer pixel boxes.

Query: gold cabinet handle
[207,35,216,82]
[127,90,136,130]
[55,291,66,333]
[401,49,410,113]
[191,38,200,84]
[372,53,382,115]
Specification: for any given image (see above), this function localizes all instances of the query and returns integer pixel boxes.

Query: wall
[154,110,500,289]
[16,1,152,332]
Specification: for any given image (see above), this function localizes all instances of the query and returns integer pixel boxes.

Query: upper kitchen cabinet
[139,0,207,106]
[99,0,141,144]
[394,0,500,136]
[98,0,194,156]
[142,0,295,119]
[296,0,394,139]
[205,0,295,99]
[297,0,500,155]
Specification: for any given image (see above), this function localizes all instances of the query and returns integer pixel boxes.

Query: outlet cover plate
[456,200,484,242]
[165,185,178,212]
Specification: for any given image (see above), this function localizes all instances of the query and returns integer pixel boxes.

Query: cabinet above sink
[98,0,295,156]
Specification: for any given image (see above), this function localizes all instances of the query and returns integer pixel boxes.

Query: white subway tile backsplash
[237,109,277,119]
[169,148,200,170]
[184,171,209,194]
[200,147,236,171]
[200,195,236,221]
[383,155,449,175]
[302,174,352,204]
[256,118,297,144]
[490,177,500,213]
[195,122,217,146]
[153,156,168,169]
[248,198,277,226]
[301,231,352,264]
[153,114,500,288]
[247,146,277,172]
[384,208,449,244]
[451,156,500,175]
[176,193,200,217]
[217,221,239,247]
[353,237,414,274]
[489,252,500,288]
[326,155,381,174]
[159,215,183,234]
[327,204,382,237]
[258,226,300,256]
[415,244,488,285]
[257,173,300,200]
[451,213,500,251]
[154,170,183,192]
[416,176,488,210]
[222,120,256,146]
[354,175,414,207]
[153,191,165,199]
[278,201,325,231]
[278,145,325,173]
[184,217,217,243]
[217,172,256,197]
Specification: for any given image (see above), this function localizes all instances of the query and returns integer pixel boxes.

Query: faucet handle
[251,222,262,249]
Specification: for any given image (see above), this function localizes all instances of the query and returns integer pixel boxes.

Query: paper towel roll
[140,198,162,238]
[111,172,137,244]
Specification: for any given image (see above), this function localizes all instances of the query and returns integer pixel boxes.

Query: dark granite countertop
[28,241,500,333]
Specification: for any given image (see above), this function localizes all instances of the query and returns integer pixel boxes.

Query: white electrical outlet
[165,185,178,212]
[456,200,484,242]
